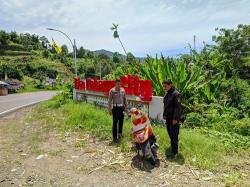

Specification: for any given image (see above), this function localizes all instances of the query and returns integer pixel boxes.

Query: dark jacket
[163,88,182,121]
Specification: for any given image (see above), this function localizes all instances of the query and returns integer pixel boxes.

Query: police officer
[108,79,128,143]
[162,79,182,158]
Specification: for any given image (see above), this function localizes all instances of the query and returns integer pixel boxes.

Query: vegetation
[37,94,249,173]
[110,24,250,138]
[0,31,70,92]
[1,24,249,184]
[0,29,131,91]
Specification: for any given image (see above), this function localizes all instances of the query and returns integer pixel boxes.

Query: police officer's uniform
[108,87,128,142]
[163,87,182,155]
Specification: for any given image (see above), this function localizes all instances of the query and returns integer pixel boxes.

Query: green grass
[34,97,250,172]
[154,127,226,169]
[16,76,63,93]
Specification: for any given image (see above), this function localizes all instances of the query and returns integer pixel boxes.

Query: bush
[184,112,204,127]
[34,79,44,89]
[183,103,250,136]
[7,67,24,80]
[46,68,58,79]
[220,78,250,113]
[42,49,50,58]
[0,63,23,80]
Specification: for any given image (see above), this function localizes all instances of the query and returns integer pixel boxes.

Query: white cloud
[0,0,249,56]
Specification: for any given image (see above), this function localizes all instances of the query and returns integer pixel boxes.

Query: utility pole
[100,61,102,80]
[74,39,77,77]
[193,35,196,51]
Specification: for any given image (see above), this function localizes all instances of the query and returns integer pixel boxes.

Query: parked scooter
[130,108,159,165]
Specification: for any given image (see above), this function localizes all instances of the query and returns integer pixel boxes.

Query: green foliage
[200,128,250,151]
[63,102,112,140]
[212,24,250,77]
[77,46,85,58]
[153,125,223,169]
[0,63,23,80]
[86,51,94,59]
[42,49,50,58]
[0,43,26,51]
[40,36,50,49]
[34,78,45,89]
[184,104,250,137]
[109,24,250,140]
[61,44,68,55]
[85,66,96,78]
[112,52,121,63]
[130,52,222,105]
[184,112,204,127]
[0,61,60,88]
[126,52,136,63]
[0,30,9,45]
[46,68,58,79]
[219,78,250,112]
[18,76,45,92]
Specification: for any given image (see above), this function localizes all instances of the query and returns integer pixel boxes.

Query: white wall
[73,89,164,121]
[149,96,164,120]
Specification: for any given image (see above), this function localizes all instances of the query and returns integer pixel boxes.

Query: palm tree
[110,23,127,55]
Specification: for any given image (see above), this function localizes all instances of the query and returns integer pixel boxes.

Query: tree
[113,52,121,63]
[9,31,19,43]
[86,51,94,59]
[42,49,50,58]
[99,60,114,78]
[212,24,250,77]
[31,34,39,44]
[110,23,127,55]
[0,30,9,45]
[77,46,85,58]
[46,69,58,79]
[98,53,110,61]
[126,52,136,63]
[85,66,96,78]
[40,36,50,49]
[0,63,23,80]
[61,44,68,55]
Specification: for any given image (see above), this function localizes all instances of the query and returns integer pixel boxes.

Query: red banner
[74,74,152,101]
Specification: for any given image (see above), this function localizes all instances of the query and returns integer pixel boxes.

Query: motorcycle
[130,108,159,165]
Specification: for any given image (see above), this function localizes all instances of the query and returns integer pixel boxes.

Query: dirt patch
[0,106,241,186]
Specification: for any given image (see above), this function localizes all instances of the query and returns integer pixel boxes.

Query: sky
[0,0,250,57]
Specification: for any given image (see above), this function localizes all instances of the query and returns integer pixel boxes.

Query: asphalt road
[0,91,58,116]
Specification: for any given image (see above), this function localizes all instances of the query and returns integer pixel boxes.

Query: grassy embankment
[28,94,249,187]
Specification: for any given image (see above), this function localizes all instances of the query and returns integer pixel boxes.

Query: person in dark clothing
[162,79,182,158]
[108,79,128,144]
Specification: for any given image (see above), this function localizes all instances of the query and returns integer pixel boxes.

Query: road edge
[0,99,50,118]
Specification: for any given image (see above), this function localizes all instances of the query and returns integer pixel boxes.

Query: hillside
[0,36,73,92]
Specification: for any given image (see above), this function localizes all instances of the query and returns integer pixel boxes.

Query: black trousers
[166,120,180,154]
[112,106,124,140]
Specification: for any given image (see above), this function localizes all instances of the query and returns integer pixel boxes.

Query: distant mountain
[92,49,145,61]
[93,49,126,59]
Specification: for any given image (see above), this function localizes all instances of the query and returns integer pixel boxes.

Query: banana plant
[133,53,222,104]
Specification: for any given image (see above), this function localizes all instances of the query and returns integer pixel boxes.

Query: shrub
[184,112,204,127]
[182,102,250,136]
[0,63,23,80]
